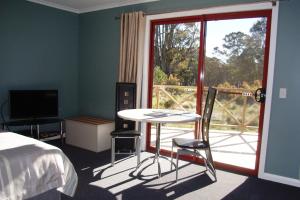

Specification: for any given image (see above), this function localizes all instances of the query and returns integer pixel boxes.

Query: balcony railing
[152,85,259,133]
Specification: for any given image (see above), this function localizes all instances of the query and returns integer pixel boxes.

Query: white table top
[118,109,201,123]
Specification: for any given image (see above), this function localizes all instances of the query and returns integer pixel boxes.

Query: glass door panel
[203,17,268,169]
[150,21,201,151]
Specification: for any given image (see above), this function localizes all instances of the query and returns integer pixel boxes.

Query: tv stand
[1,118,64,144]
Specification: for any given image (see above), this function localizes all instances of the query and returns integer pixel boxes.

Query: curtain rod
[114,0,288,20]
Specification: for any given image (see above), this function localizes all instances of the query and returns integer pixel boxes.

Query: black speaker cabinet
[115,82,137,152]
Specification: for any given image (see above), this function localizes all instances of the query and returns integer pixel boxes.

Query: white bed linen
[0,132,77,200]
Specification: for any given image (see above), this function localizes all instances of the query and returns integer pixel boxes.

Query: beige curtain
[118,11,145,108]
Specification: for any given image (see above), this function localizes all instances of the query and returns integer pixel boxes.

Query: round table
[118,108,201,177]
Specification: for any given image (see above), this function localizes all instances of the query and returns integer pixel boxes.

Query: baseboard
[260,172,300,188]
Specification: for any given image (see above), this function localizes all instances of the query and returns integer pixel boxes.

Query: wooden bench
[65,116,114,152]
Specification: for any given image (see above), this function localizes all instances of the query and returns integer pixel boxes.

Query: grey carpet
[49,141,300,200]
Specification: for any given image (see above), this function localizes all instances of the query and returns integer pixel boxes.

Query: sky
[205,17,261,58]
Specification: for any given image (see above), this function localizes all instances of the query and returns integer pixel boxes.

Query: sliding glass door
[147,19,202,154]
[147,10,272,175]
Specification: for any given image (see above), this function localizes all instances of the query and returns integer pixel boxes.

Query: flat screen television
[9,90,58,119]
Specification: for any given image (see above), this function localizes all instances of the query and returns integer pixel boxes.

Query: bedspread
[0,132,77,200]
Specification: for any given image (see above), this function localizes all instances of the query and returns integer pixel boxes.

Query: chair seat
[173,138,209,149]
[111,130,141,137]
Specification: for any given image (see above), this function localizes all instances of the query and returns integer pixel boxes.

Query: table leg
[30,125,33,138]
[155,123,162,177]
[135,122,175,178]
[37,124,40,140]
[156,123,161,154]
[60,121,63,145]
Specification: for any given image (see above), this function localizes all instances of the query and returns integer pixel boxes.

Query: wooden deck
[150,126,257,169]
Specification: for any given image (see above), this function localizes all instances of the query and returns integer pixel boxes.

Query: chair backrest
[115,82,136,131]
[201,87,217,143]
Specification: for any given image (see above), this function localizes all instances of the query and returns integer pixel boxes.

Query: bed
[0,132,78,200]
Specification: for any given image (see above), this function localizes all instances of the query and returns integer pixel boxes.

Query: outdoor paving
[151,126,258,169]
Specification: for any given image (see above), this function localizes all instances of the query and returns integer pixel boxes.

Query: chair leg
[111,137,115,166]
[203,158,209,172]
[200,149,209,172]
[176,150,179,182]
[170,139,174,170]
[205,147,217,181]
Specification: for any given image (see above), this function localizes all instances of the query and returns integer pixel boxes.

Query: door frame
[141,2,278,178]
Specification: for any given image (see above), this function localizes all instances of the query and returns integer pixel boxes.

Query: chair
[111,82,141,167]
[171,87,217,182]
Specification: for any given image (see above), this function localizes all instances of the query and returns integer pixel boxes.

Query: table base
[135,154,175,178]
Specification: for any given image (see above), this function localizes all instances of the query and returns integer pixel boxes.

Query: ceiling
[27,0,159,13]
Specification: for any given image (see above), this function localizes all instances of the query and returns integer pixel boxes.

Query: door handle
[254,88,266,103]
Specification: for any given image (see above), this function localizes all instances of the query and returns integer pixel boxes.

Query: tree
[153,66,167,85]
[204,57,225,86]
[177,67,194,86]
[250,18,267,48]
[210,18,267,86]
[154,23,200,85]
[222,32,250,57]
[153,18,267,88]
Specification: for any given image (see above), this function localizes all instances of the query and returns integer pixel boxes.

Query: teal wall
[79,9,120,119]
[265,0,300,180]
[0,0,79,119]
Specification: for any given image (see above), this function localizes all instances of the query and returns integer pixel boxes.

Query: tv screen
[9,90,58,119]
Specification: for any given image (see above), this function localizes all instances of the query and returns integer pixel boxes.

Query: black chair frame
[111,82,141,167]
[170,87,217,182]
